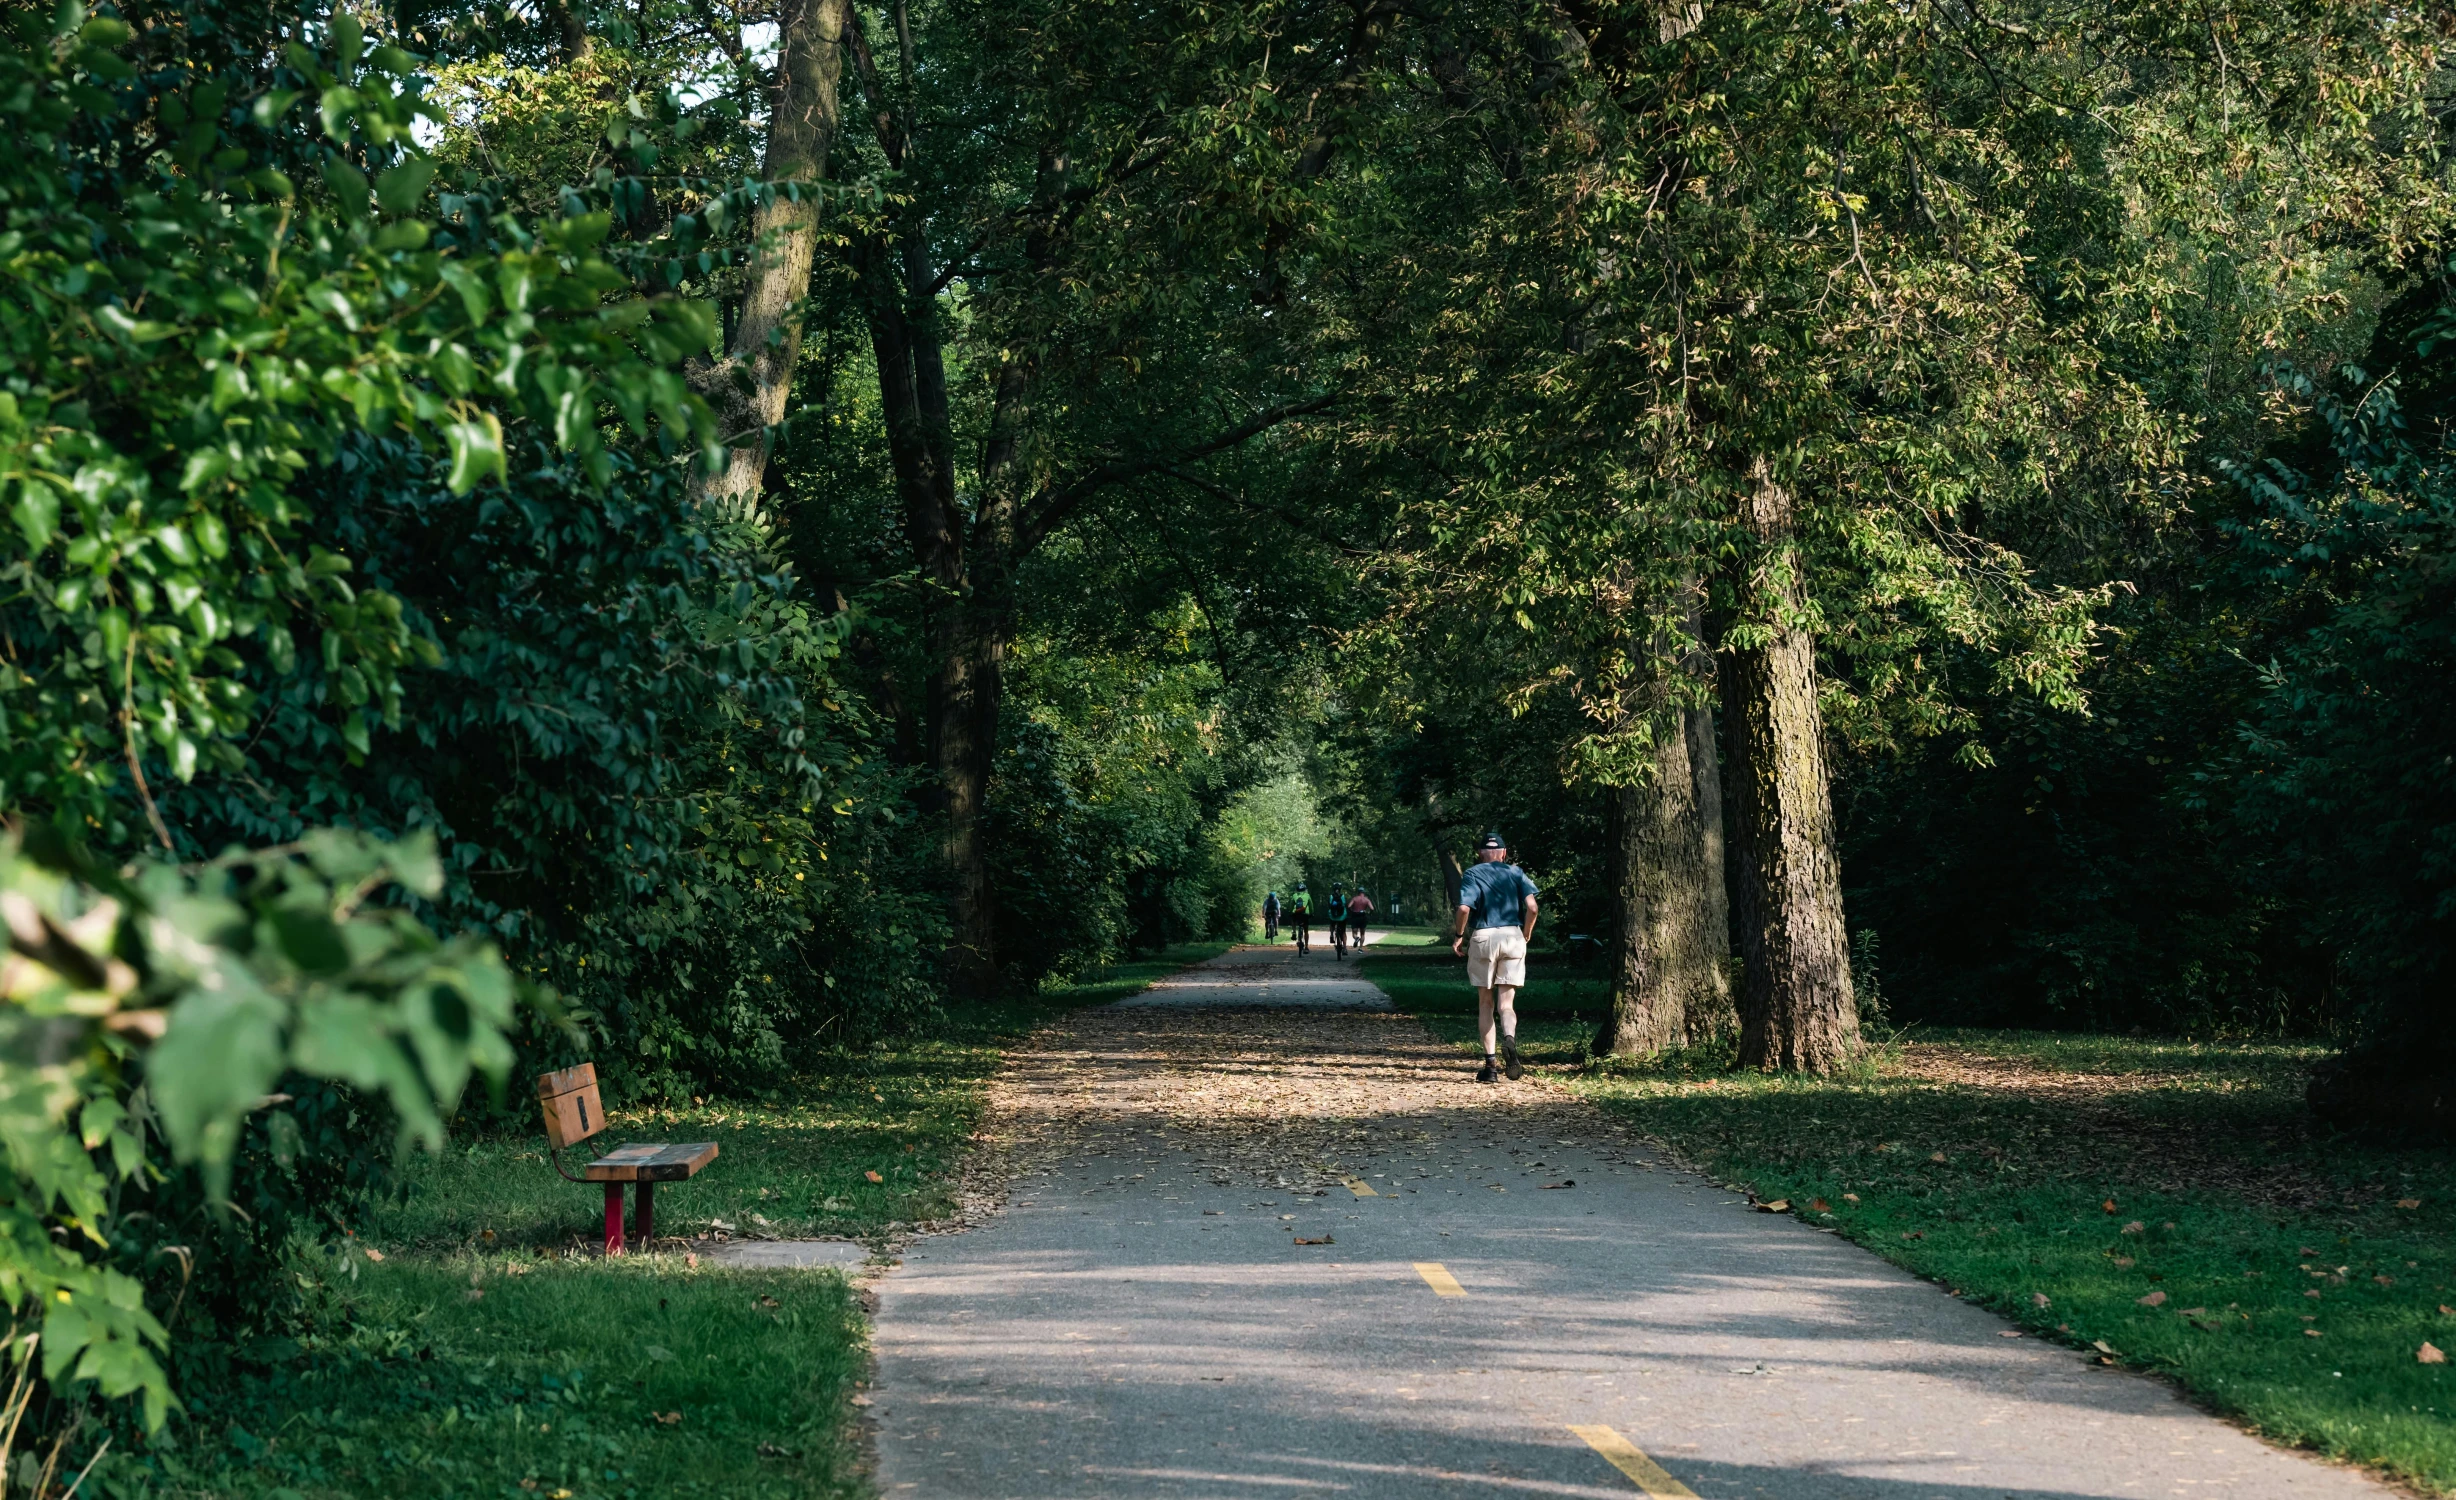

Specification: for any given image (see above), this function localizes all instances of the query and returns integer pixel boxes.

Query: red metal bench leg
[604,1181,625,1256]
[635,1178,655,1248]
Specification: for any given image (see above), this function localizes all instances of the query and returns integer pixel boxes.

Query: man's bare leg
[1478,987,1498,1055]
[1494,985,1521,1077]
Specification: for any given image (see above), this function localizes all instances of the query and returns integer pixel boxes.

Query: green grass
[1363,944,2456,1494]
[107,944,1231,1499]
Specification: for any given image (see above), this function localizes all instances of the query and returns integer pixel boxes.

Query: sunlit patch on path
[867,945,2397,1499]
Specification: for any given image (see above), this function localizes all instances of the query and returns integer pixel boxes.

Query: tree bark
[932,596,1006,997]
[1593,703,1731,1056]
[1683,699,1736,1041]
[543,0,594,61]
[692,0,851,516]
[1722,462,1857,1072]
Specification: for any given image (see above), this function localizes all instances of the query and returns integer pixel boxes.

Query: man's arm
[1522,895,1539,943]
[1451,900,1471,954]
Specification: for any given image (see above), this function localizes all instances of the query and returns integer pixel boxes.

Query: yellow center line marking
[1412,1262,1465,1297]
[1344,1178,1378,1196]
[1569,1426,1697,1497]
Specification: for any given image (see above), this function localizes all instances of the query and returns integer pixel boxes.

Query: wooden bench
[535,1063,717,1255]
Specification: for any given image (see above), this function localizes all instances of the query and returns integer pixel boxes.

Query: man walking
[1451,831,1539,1083]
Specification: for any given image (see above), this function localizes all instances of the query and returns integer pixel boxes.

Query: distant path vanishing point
[869,942,2390,1499]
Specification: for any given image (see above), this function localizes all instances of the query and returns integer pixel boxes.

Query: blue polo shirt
[1457,862,1538,931]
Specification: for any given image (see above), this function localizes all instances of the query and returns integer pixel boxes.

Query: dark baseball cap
[1477,830,1507,851]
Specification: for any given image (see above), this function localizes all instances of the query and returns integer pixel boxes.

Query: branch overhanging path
[869,942,2396,1499]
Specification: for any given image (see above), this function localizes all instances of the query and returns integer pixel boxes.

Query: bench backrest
[536,1062,606,1149]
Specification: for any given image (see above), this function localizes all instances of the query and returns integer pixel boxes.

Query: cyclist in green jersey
[1287,882,1313,955]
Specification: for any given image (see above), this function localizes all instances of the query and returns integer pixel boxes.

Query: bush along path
[97,946,1230,1499]
[1363,944,2456,1495]
[866,941,2397,1500]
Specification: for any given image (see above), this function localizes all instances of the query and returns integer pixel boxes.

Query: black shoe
[1503,1042,1523,1081]
[1476,1058,1499,1084]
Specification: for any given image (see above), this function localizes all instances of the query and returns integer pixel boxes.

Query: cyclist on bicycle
[1287,882,1313,955]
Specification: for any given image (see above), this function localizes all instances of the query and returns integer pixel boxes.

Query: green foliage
[0,7,716,852]
[2222,352,2456,1094]
[0,829,535,1433]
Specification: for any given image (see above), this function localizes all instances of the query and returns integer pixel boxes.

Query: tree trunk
[543,0,594,61]
[692,0,851,515]
[932,598,1006,998]
[1683,701,1736,1041]
[1593,704,1731,1057]
[1439,849,1464,914]
[1723,462,1857,1072]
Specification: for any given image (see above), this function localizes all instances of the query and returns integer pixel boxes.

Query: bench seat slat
[582,1141,719,1182]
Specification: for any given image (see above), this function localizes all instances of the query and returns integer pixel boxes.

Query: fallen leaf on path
[2441,1305,2454,1315]
[1294,1236,1335,1246]
[1757,1199,1790,1213]
[864,1170,883,1183]
[364,1248,385,1262]
[685,1253,698,1269]
[2421,1343,2447,1365]
[2092,1340,2115,1354]
[1842,1193,1861,1204]
[2305,1330,2324,1338]
[2137,1291,2167,1307]
[655,1411,683,1425]
[2113,1256,2135,1269]
[2375,1275,2396,1286]
[2299,1245,2321,1255]
[1930,1152,1948,1163]
[1900,1231,1924,1241]
[2032,1293,2052,1308]
[2398,1198,2422,1210]
[1540,1180,1575,1190]
[2102,1200,2118,1213]
[2179,1307,2206,1317]
[1998,1331,2022,1338]
[464,1288,483,1302]
[2120,1221,2145,1235]
[1808,1198,1831,1213]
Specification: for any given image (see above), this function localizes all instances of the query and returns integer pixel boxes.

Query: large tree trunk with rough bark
[1593,703,1731,1056]
[1681,701,1735,1041]
[692,0,851,514]
[1722,463,1858,1072]
[931,598,1007,998]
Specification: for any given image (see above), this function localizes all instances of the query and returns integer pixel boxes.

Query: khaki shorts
[1465,926,1528,989]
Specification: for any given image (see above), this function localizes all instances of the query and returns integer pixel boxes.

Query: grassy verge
[112,944,1231,1499]
[1363,946,2456,1495]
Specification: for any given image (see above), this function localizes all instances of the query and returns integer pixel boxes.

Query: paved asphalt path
[870,942,2388,1500]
